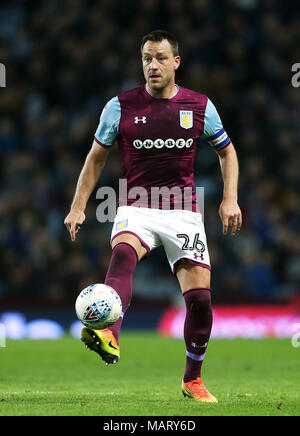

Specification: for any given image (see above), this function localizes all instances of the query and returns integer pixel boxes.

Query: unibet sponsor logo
[133,138,193,149]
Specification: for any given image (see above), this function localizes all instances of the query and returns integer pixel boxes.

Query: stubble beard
[146,75,172,95]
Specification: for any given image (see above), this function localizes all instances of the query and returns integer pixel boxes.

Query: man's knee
[111,242,139,267]
[176,261,211,294]
[111,233,147,261]
[184,288,212,314]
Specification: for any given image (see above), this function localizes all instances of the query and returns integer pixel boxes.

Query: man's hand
[64,140,110,242]
[64,209,86,241]
[218,199,242,235]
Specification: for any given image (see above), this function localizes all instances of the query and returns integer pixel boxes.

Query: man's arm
[64,140,110,241]
[215,142,242,235]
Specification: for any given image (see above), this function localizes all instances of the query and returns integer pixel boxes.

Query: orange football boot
[81,327,120,365]
[182,377,218,403]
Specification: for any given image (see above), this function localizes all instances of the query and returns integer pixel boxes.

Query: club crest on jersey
[180,111,193,129]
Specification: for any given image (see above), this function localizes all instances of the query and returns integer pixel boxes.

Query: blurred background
[0,0,299,338]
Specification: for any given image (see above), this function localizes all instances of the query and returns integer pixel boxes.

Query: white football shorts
[110,206,211,274]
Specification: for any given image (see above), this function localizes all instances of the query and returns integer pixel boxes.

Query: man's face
[142,39,180,92]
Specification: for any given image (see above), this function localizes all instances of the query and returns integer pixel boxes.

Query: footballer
[64,30,242,402]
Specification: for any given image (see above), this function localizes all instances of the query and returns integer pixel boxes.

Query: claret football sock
[183,288,212,383]
[104,242,138,342]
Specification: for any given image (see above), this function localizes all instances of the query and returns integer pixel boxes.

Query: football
[75,284,122,330]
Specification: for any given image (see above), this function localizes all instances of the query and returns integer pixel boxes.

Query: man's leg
[81,233,147,364]
[105,233,148,342]
[176,261,217,402]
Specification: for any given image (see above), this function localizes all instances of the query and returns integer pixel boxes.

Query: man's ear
[174,56,181,71]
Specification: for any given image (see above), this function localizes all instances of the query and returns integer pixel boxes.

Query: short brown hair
[141,29,179,57]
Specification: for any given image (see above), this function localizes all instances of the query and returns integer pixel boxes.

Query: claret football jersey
[94,85,231,211]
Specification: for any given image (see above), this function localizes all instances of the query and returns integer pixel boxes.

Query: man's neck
[146,82,178,100]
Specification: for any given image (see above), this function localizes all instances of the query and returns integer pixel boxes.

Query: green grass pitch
[0,332,299,416]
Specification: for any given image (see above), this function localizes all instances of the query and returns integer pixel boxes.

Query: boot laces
[188,378,209,396]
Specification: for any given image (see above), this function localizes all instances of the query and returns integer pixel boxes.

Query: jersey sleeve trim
[94,136,111,148]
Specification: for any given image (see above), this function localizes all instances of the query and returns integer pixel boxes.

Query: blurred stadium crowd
[0,0,299,305]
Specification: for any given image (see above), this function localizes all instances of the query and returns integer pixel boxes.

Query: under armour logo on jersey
[134,116,147,124]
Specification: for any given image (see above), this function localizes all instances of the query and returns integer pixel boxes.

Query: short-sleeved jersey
[94,85,231,210]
